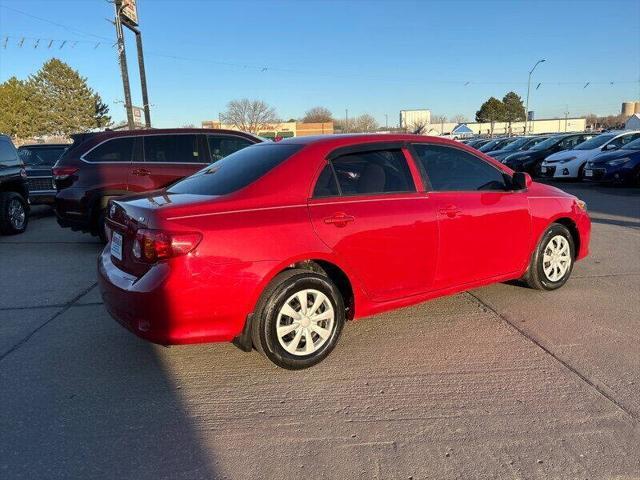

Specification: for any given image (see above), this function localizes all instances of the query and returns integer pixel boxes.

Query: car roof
[18,143,70,148]
[276,133,462,147]
[97,128,260,138]
[71,128,263,145]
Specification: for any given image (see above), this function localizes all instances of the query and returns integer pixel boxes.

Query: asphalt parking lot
[1,182,639,480]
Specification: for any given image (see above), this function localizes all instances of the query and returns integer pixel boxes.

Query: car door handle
[132,168,151,176]
[323,213,355,227]
[438,205,462,218]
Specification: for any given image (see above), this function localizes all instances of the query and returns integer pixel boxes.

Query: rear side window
[169,144,303,196]
[208,135,254,162]
[412,144,508,192]
[329,149,415,196]
[144,135,201,163]
[0,139,18,162]
[84,138,134,162]
[313,165,339,197]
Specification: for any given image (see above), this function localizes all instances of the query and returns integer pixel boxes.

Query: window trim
[409,142,513,193]
[313,143,418,199]
[79,132,257,164]
[81,136,138,164]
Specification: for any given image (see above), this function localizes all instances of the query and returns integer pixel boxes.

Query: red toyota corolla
[98,134,591,369]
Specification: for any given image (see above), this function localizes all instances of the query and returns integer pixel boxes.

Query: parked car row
[463,130,640,184]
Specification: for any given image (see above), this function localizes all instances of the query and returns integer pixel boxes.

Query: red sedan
[98,134,591,369]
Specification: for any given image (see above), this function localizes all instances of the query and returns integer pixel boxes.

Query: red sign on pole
[119,0,138,26]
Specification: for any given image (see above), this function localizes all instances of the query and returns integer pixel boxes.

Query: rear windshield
[18,146,67,166]
[168,143,303,196]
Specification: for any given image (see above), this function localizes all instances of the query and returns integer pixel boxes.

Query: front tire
[523,224,575,290]
[251,269,345,369]
[0,192,28,235]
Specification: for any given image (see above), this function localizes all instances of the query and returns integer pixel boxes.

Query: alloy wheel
[8,198,26,230]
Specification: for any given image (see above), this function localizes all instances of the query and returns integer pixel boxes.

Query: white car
[540,130,640,179]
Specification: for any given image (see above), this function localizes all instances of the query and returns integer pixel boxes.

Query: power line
[0,4,112,41]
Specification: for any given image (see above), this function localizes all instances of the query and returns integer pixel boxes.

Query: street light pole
[525,59,545,135]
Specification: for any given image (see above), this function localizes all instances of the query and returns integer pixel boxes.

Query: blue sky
[0,0,639,127]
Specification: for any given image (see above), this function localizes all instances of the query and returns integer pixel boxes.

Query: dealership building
[201,120,333,138]
[426,117,587,136]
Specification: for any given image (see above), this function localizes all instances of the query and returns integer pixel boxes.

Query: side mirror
[602,143,618,151]
[512,171,532,190]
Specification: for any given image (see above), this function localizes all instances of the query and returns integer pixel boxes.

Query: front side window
[610,133,640,148]
[169,144,302,196]
[0,139,18,163]
[84,138,134,162]
[328,149,415,196]
[412,144,508,192]
[144,135,201,163]
[208,135,254,162]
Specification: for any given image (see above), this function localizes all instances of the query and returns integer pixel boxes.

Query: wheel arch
[552,217,580,259]
[233,254,361,352]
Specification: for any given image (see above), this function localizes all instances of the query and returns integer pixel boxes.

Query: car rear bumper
[98,247,277,345]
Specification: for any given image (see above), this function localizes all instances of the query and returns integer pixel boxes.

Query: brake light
[52,166,79,180]
[132,229,202,263]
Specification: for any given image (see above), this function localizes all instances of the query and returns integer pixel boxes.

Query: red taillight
[52,166,79,180]
[132,229,202,263]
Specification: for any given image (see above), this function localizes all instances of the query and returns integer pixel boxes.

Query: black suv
[18,143,68,205]
[0,134,29,234]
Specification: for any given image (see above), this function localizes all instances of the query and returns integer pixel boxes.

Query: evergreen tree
[475,97,506,135]
[0,77,39,138]
[502,91,526,133]
[28,58,111,136]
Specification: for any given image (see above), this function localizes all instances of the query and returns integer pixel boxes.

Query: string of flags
[2,34,637,89]
[2,35,111,50]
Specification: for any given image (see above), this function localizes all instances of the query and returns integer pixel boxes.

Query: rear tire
[523,224,575,291]
[251,269,345,369]
[95,209,107,244]
[0,192,28,235]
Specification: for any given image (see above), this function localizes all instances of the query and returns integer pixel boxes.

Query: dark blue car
[584,137,640,185]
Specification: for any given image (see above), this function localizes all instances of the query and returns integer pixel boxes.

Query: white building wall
[423,118,587,136]
[400,110,431,129]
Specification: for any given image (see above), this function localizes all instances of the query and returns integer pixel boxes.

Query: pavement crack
[464,290,637,423]
[0,282,98,363]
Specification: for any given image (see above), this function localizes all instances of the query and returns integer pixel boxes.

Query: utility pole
[525,59,545,135]
[114,1,134,129]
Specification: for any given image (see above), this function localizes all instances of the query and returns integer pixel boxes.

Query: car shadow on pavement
[0,303,220,480]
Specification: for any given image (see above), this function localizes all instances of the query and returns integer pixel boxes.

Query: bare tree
[450,114,468,124]
[409,118,428,134]
[302,106,333,123]
[431,114,447,125]
[220,98,278,134]
[353,114,379,132]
